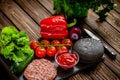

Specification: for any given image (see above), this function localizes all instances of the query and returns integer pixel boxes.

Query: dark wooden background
[0,0,120,80]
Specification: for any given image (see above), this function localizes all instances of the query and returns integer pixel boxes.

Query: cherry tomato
[40,39,50,45]
[30,40,39,50]
[62,39,72,46]
[35,46,46,58]
[40,39,50,47]
[46,46,57,57]
[57,46,68,54]
[51,40,61,45]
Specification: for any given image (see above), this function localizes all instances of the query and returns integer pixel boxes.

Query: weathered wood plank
[0,11,13,29]
[37,0,55,14]
[106,10,120,32]
[114,0,120,14]
[104,58,120,78]
[68,72,93,80]
[69,63,119,80]
[15,0,51,24]
[84,10,120,54]
[87,63,119,80]
[0,1,40,40]
[0,10,12,35]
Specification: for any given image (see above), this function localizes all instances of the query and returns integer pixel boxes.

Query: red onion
[70,27,82,40]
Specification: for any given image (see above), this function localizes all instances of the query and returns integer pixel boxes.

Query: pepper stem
[68,18,77,28]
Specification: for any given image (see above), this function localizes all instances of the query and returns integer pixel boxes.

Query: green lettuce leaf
[1,26,18,36]
[1,42,14,59]
[0,26,34,63]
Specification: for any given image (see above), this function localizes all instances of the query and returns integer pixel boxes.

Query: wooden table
[0,0,120,80]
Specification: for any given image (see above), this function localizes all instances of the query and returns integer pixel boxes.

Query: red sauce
[56,53,78,70]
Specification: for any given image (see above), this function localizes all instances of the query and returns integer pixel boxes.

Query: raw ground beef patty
[23,58,57,80]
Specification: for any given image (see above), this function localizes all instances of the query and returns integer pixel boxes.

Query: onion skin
[70,27,82,40]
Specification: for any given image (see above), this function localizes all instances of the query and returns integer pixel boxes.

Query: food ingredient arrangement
[0,15,105,80]
[27,15,104,80]
[1,0,117,79]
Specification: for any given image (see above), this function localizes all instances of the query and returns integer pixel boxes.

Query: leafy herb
[54,0,117,22]
[0,26,34,63]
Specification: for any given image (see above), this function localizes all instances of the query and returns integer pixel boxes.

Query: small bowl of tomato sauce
[55,51,79,70]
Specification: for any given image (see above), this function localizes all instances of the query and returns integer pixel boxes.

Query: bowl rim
[55,50,79,67]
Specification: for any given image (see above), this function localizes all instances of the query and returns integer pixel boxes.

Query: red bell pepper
[40,30,68,39]
[40,16,68,31]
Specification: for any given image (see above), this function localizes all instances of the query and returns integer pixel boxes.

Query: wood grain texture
[69,63,119,80]
[0,11,13,29]
[114,0,120,14]
[0,0,120,80]
[85,10,120,54]
[88,63,119,80]
[15,0,51,24]
[37,0,55,14]
[106,10,120,32]
[0,1,40,40]
[68,73,92,80]
[104,58,120,78]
